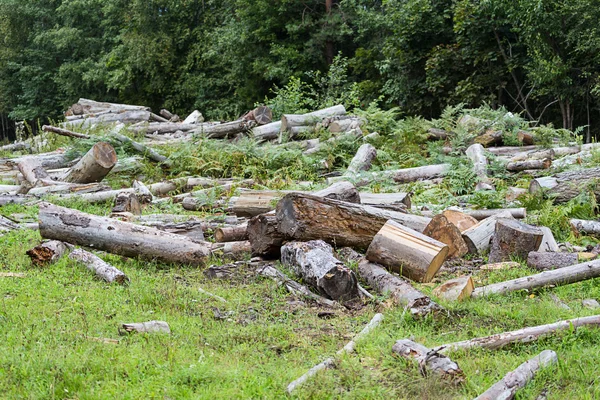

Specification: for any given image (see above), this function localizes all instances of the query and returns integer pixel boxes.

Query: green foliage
[444,158,478,196]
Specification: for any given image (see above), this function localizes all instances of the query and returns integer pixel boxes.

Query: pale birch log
[280,105,346,132]
[461,210,514,254]
[392,340,464,382]
[462,208,526,220]
[359,192,411,210]
[472,259,600,297]
[69,248,129,284]
[210,241,252,260]
[506,158,551,171]
[570,219,600,235]
[252,121,282,141]
[121,321,170,334]
[346,143,377,174]
[529,167,600,203]
[62,142,117,183]
[28,182,110,196]
[26,240,68,265]
[42,125,90,139]
[466,143,494,191]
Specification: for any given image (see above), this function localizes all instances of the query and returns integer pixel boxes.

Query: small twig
[198,287,227,303]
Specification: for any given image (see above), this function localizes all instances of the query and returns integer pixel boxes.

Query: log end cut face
[93,142,118,169]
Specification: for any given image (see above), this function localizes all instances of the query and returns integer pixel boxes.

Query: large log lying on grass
[365,220,448,283]
[62,142,117,183]
[461,210,513,254]
[358,259,441,315]
[527,251,579,270]
[472,259,600,297]
[529,167,600,203]
[570,218,600,235]
[38,203,211,265]
[69,248,129,284]
[276,193,431,249]
[392,339,464,382]
[488,219,543,263]
[280,105,346,133]
[474,350,557,400]
[281,240,360,301]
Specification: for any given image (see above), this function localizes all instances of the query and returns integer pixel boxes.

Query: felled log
[243,106,272,125]
[0,215,20,235]
[121,321,170,334]
[304,128,363,156]
[423,214,469,258]
[67,98,150,115]
[130,122,200,135]
[486,145,539,156]
[488,219,543,263]
[365,220,448,283]
[0,142,31,152]
[280,105,346,132]
[510,148,555,162]
[328,117,364,133]
[111,133,169,165]
[529,167,600,203]
[38,203,211,265]
[358,259,441,315]
[0,185,21,194]
[463,208,526,220]
[42,125,90,139]
[215,224,248,242]
[517,130,535,145]
[466,143,494,191]
[210,241,251,260]
[571,218,600,235]
[538,226,559,252]
[252,121,282,141]
[392,339,464,382]
[26,240,68,265]
[330,163,451,187]
[67,110,151,128]
[137,220,205,242]
[182,110,203,124]
[28,182,109,196]
[472,259,600,297]
[247,214,284,257]
[62,142,117,183]
[461,210,513,254]
[0,195,31,205]
[346,143,377,174]
[159,109,178,121]
[69,248,128,284]
[232,191,285,217]
[112,192,142,215]
[475,129,503,147]
[359,192,411,211]
[440,210,478,232]
[527,251,579,271]
[506,158,551,171]
[17,158,49,185]
[475,350,557,400]
[313,181,361,203]
[276,193,431,249]
[433,276,474,301]
[281,240,360,301]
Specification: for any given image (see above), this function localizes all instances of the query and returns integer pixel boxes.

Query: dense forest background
[1,0,599,142]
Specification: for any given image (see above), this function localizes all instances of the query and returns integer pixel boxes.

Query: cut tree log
[210,241,252,260]
[433,276,474,301]
[427,128,450,140]
[462,208,526,220]
[474,350,557,400]
[392,339,464,382]
[183,110,203,124]
[475,129,503,147]
[62,142,117,183]
[461,210,514,254]
[276,193,431,249]
[66,110,151,128]
[506,158,551,171]
[244,106,272,125]
[281,240,360,301]
[111,132,169,165]
[133,180,153,204]
[215,224,248,242]
[571,218,600,235]
[346,143,377,174]
[67,98,150,115]
[466,143,494,191]
[17,158,50,185]
[359,192,411,210]
[138,220,205,242]
[440,210,479,232]
[529,167,600,203]
[28,182,110,196]
[38,203,211,265]
[422,214,469,258]
[517,130,535,145]
[313,181,361,203]
[328,117,364,133]
[42,125,90,139]
[121,321,170,334]
[252,121,282,141]
[527,251,579,271]
[192,119,256,139]
[488,219,543,263]
[247,214,285,257]
[538,226,559,252]
[112,192,142,215]
[280,105,346,132]
[0,142,31,152]
[358,259,441,315]
[69,248,129,284]
[365,219,449,283]
[26,240,68,265]
[472,259,600,297]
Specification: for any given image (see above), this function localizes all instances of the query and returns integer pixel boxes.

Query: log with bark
[392,339,464,382]
[215,224,248,242]
[461,210,514,254]
[69,248,129,284]
[191,119,256,139]
[280,105,346,133]
[433,276,474,301]
[529,167,600,203]
[243,106,272,125]
[427,128,450,140]
[488,219,543,263]
[281,240,360,301]
[121,321,170,334]
[506,158,551,171]
[422,214,469,258]
[517,130,535,145]
[330,163,452,187]
[0,142,31,152]
[472,259,600,297]
[359,192,411,211]
[571,218,600,236]
[38,203,211,265]
[474,350,557,400]
[66,98,150,116]
[463,208,526,220]
[252,121,282,141]
[346,143,377,174]
[111,132,170,165]
[247,214,284,257]
[475,129,503,147]
[112,192,142,215]
[61,142,117,183]
[42,124,91,139]
[26,240,69,265]
[466,143,494,190]
[526,251,579,270]
[17,157,50,185]
[210,241,252,260]
[365,220,448,282]
[137,219,205,242]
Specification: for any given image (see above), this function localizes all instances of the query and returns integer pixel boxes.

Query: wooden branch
[26,240,68,265]
[392,339,464,382]
[121,321,170,334]
[529,167,600,203]
[42,125,90,139]
[571,219,600,235]
[69,248,129,284]
[111,133,170,165]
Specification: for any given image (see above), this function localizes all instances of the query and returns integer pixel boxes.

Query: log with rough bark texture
[475,129,503,147]
[346,143,377,174]
[112,192,142,215]
[252,121,282,141]
[506,158,551,171]
[69,248,129,284]
[571,218,600,235]
[463,208,526,220]
[506,186,528,202]
[538,226,559,252]
[529,167,600,203]
[441,210,479,232]
[333,163,451,187]
[277,193,431,249]
[472,259,600,297]
[392,339,464,382]
[0,142,31,152]
[244,106,272,125]
[280,105,346,132]
[17,158,49,185]
[111,132,169,165]
[39,203,211,265]
[215,224,248,242]
[42,125,90,139]
[488,219,543,263]
[313,181,361,203]
[232,191,285,217]
[527,251,579,271]
[247,214,284,257]
[423,214,468,258]
[427,128,450,140]
[359,192,411,210]
[192,119,256,139]
[67,98,150,115]
[510,148,555,162]
[210,241,252,260]
[67,110,151,128]
[433,276,474,301]
[466,143,494,191]
[474,350,557,400]
[487,145,539,156]
[366,220,449,283]
[328,117,364,133]
[121,321,170,334]
[0,195,31,205]
[281,240,360,301]
[461,210,514,254]
[130,122,200,135]
[182,197,232,212]
[62,142,117,183]
[358,259,441,315]
[138,220,205,242]
[26,240,68,265]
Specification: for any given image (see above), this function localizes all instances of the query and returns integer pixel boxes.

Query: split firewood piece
[42,124,90,139]
[506,158,552,171]
[423,214,468,258]
[472,259,600,297]
[210,241,252,260]
[488,219,543,263]
[475,350,557,400]
[39,203,211,265]
[529,167,600,203]
[280,105,346,132]
[111,132,170,165]
[433,276,474,301]
[257,264,339,308]
[475,129,503,147]
[358,259,442,315]
[465,143,494,191]
[538,226,559,252]
[392,339,464,382]
[276,193,431,249]
[69,248,129,284]
[247,214,285,257]
[480,262,520,271]
[346,143,377,174]
[286,313,383,393]
[0,272,26,278]
[26,240,69,265]
[461,210,514,254]
[112,192,142,215]
[121,321,170,334]
[570,218,600,236]
[527,251,579,271]
[440,210,478,232]
[281,240,360,301]
[62,142,117,183]
[17,157,50,185]
[215,223,248,242]
[436,315,600,353]
[463,208,526,220]
[366,219,449,283]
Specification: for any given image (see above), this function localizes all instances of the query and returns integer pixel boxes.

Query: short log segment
[472,259,600,297]
[26,240,68,265]
[571,219,600,236]
[433,276,474,301]
[422,214,468,258]
[392,339,464,382]
[346,143,377,174]
[441,210,478,232]
[17,158,50,185]
[461,210,513,254]
[466,143,494,190]
[69,248,129,284]
[112,192,142,215]
[215,224,248,242]
[366,220,449,283]
[506,158,551,171]
[488,219,543,263]
[527,251,579,271]
[38,203,211,265]
[529,167,600,203]
[62,142,117,183]
[121,321,170,334]
[358,259,441,315]
[210,241,252,260]
[281,240,360,301]
[247,214,284,257]
[474,350,557,400]
[276,193,431,250]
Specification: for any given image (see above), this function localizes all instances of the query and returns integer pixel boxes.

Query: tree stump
[488,219,544,263]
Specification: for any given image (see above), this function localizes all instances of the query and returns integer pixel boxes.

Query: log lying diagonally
[392,339,464,382]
